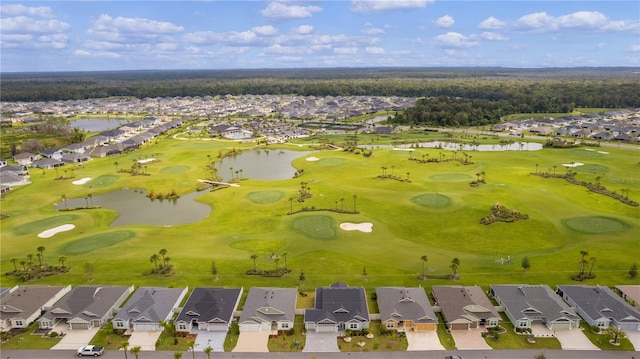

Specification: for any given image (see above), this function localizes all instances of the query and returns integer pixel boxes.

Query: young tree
[450,258,460,279]
[159,248,168,267]
[187,339,196,359]
[58,255,68,269]
[522,256,531,272]
[579,250,589,276]
[299,271,305,283]
[211,260,217,275]
[420,255,428,279]
[174,352,183,359]
[204,346,213,359]
[606,326,626,345]
[37,246,46,266]
[150,254,159,273]
[588,256,597,277]
[120,340,129,359]
[10,258,18,272]
[130,346,141,359]
[250,254,258,271]
[629,263,638,279]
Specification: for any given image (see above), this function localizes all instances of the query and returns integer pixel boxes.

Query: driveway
[531,324,598,350]
[302,331,339,352]
[51,325,100,350]
[450,328,492,350]
[406,330,445,351]
[626,330,640,351]
[191,330,226,352]
[128,331,162,351]
[232,331,270,352]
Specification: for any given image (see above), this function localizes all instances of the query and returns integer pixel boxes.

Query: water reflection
[214,149,311,182]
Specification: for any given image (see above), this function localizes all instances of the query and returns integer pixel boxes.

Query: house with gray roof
[489,284,580,331]
[432,285,501,330]
[12,152,39,166]
[38,285,133,330]
[557,285,640,331]
[175,287,242,332]
[304,282,369,332]
[239,287,297,332]
[0,285,71,330]
[30,158,65,169]
[112,287,188,332]
[376,287,437,332]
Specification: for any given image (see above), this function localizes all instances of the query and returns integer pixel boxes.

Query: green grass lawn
[485,314,561,350]
[0,324,61,350]
[1,130,639,352]
[578,322,635,350]
[339,321,408,352]
[267,316,306,352]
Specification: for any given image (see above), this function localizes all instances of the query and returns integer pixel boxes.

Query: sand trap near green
[38,224,75,238]
[292,215,336,240]
[72,177,92,185]
[306,156,320,161]
[429,173,472,181]
[160,165,190,174]
[563,216,628,234]
[13,215,79,236]
[340,222,373,233]
[247,190,283,204]
[411,193,452,208]
[58,230,135,255]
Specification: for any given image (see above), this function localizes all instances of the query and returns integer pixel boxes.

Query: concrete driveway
[302,331,339,352]
[191,330,226,352]
[128,331,162,351]
[232,331,270,352]
[51,326,100,350]
[450,328,492,350]
[406,330,445,351]
[626,330,640,351]
[532,324,598,350]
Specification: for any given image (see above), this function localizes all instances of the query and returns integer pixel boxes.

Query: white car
[77,345,104,356]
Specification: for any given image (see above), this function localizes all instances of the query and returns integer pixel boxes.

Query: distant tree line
[1,68,638,112]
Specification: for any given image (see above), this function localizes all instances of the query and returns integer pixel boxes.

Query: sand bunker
[306,156,320,161]
[597,151,609,154]
[393,148,414,151]
[138,158,156,164]
[72,177,92,185]
[38,224,75,238]
[562,162,584,167]
[340,222,373,233]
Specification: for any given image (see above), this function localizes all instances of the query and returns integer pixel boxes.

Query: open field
[1,132,639,296]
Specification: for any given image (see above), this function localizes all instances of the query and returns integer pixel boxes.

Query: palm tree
[88,193,93,206]
[450,258,460,279]
[274,255,280,271]
[282,252,288,269]
[535,163,539,174]
[27,253,34,265]
[37,253,43,266]
[159,248,168,267]
[250,254,258,271]
[579,250,589,276]
[19,260,26,271]
[120,340,129,359]
[340,198,345,211]
[353,194,358,212]
[174,352,183,359]
[420,255,428,279]
[239,169,243,179]
[61,194,68,209]
[10,258,18,272]
[187,339,196,359]
[84,196,89,207]
[203,346,213,359]
[588,257,597,276]
[229,166,234,180]
[130,346,141,359]
[37,246,46,266]
[606,326,626,345]
[58,255,67,269]
[114,161,119,171]
[288,197,294,213]
[150,254,159,272]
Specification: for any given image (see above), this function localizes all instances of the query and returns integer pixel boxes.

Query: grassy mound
[247,190,284,204]
[86,175,119,188]
[563,216,628,234]
[12,215,79,236]
[411,193,452,208]
[160,165,190,174]
[429,173,473,181]
[58,230,135,255]
[291,215,336,240]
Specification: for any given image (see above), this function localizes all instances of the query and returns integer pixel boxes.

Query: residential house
[175,287,242,332]
[557,285,640,331]
[376,287,437,332]
[61,153,91,163]
[30,158,65,169]
[238,287,297,332]
[615,285,640,309]
[13,152,39,166]
[0,285,71,330]
[112,287,188,332]
[41,148,63,160]
[304,282,370,332]
[489,285,580,331]
[432,285,501,330]
[38,285,133,330]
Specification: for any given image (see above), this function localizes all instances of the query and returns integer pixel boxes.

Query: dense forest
[2,68,639,119]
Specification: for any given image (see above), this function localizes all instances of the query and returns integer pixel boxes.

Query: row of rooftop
[0,95,416,120]
[1,283,639,352]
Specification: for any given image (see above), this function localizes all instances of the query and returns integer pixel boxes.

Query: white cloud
[516,12,554,29]
[74,50,120,58]
[293,25,314,35]
[184,30,260,46]
[481,32,508,41]
[555,11,607,29]
[252,25,278,36]
[365,46,385,54]
[351,0,433,13]
[261,2,322,21]
[334,47,358,54]
[435,15,454,28]
[1,16,69,33]
[479,16,506,30]
[0,4,54,18]
[361,23,385,35]
[511,11,637,32]
[90,14,183,35]
[433,32,478,48]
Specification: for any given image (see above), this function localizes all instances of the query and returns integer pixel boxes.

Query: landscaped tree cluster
[480,203,529,225]
[149,248,174,275]
[6,246,69,282]
[246,252,291,277]
[571,250,597,281]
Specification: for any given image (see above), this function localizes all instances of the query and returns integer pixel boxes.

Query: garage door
[450,323,469,330]
[239,323,261,332]
[316,324,337,332]
[618,323,640,331]
[551,322,573,330]
[70,322,89,330]
[134,323,159,331]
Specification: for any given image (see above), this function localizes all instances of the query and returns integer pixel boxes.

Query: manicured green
[86,174,120,188]
[562,216,628,234]
[58,230,136,255]
[247,190,284,204]
[12,214,79,236]
[160,165,190,174]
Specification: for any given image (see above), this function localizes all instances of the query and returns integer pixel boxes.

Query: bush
[49,331,58,338]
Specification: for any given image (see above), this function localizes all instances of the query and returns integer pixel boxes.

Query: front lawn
[339,321,408,352]
[484,314,561,350]
[267,316,306,352]
[579,322,635,350]
[0,324,61,349]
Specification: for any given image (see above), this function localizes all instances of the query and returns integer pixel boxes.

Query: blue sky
[1,1,639,72]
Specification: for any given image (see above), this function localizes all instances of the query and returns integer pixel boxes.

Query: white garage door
[134,323,159,331]
[239,323,261,332]
[316,324,337,332]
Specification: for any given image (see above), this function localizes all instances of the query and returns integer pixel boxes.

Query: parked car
[77,345,104,356]
[445,356,464,359]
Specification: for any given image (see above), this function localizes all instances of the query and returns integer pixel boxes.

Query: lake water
[215,149,311,182]
[71,118,131,132]
[56,189,212,227]
[360,141,543,151]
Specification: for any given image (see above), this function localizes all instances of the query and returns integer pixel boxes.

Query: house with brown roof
[432,285,501,330]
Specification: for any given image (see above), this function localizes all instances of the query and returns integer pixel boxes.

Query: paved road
[2,349,638,359]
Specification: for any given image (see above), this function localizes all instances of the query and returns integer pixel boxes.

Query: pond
[215,149,311,182]
[71,118,131,132]
[360,141,543,151]
[56,189,211,227]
